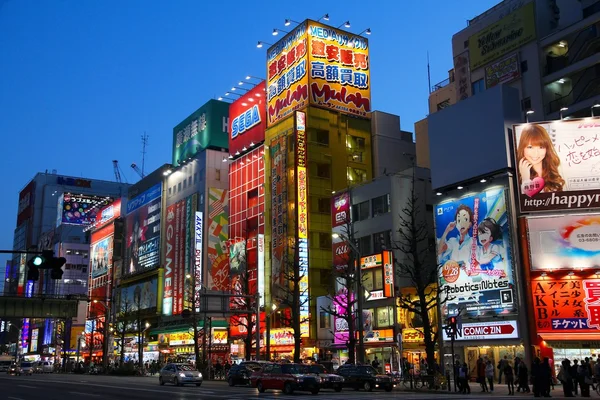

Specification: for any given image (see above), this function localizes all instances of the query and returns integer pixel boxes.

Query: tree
[274,244,310,363]
[114,297,134,366]
[392,168,443,374]
[320,220,361,365]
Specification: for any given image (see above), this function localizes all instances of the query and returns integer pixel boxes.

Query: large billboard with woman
[514,119,600,212]
[436,188,516,317]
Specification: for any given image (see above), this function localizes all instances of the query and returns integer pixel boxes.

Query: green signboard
[172,99,230,166]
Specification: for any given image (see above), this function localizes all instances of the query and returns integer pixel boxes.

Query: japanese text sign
[267,20,371,127]
[360,251,394,300]
[229,81,266,155]
[469,2,536,69]
[436,189,516,318]
[270,134,288,287]
[514,119,600,212]
[331,191,350,228]
[485,53,520,88]
[532,276,600,334]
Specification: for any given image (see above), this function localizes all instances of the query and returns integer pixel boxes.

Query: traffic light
[26,250,67,281]
[447,316,458,337]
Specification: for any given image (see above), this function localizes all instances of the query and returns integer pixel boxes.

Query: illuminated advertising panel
[30,328,39,352]
[270,134,288,286]
[436,188,516,317]
[469,2,536,69]
[229,81,267,155]
[527,214,600,270]
[212,328,228,344]
[125,183,161,275]
[162,196,195,316]
[17,180,35,226]
[266,21,371,127]
[59,193,111,226]
[513,119,600,212]
[360,251,394,300]
[296,111,309,337]
[331,191,350,228]
[257,234,265,308]
[267,23,309,127]
[172,99,230,167]
[485,53,520,89]
[91,232,113,278]
[229,238,246,310]
[21,318,29,351]
[18,254,26,296]
[442,320,519,341]
[307,21,371,118]
[532,273,600,335]
[207,189,229,292]
[194,210,203,312]
[96,199,122,227]
[118,278,158,311]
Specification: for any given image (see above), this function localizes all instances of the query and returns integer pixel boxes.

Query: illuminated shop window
[347,167,367,183]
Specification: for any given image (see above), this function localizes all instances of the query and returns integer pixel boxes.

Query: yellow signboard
[468,2,536,70]
[267,20,371,127]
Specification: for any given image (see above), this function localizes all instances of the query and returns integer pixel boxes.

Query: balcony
[545,22,600,76]
[545,64,600,115]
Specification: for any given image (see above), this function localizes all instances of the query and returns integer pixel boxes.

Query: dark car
[302,364,344,392]
[227,361,262,386]
[250,362,321,395]
[336,364,394,392]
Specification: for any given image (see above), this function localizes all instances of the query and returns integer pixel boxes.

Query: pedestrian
[571,359,580,395]
[454,359,462,392]
[518,360,530,393]
[578,357,592,397]
[224,360,231,377]
[514,357,521,391]
[498,355,508,384]
[504,361,515,395]
[477,357,488,392]
[532,357,541,397]
[215,360,223,380]
[594,356,600,392]
[485,360,494,392]
[558,359,574,397]
[459,362,471,394]
[541,357,552,397]
[372,356,380,372]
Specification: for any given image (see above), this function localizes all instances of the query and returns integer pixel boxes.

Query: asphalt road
[0,373,519,400]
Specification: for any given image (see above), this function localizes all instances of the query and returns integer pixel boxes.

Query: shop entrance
[464,345,524,380]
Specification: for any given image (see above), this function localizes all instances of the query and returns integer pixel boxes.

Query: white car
[40,361,53,373]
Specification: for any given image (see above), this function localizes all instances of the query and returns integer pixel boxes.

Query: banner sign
[194,210,203,312]
[442,320,519,341]
[436,188,516,318]
[296,111,310,337]
[266,20,371,127]
[207,188,229,291]
[526,214,600,271]
[258,234,265,308]
[125,183,162,276]
[532,275,600,334]
[229,81,267,155]
[360,252,395,300]
[91,234,113,278]
[485,53,520,88]
[270,134,288,286]
[514,119,600,212]
[118,278,158,311]
[331,191,350,228]
[59,193,110,226]
[469,2,536,69]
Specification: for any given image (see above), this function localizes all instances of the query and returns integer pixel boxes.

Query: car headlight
[198,372,202,378]
[315,377,322,383]
[179,373,186,378]
[296,377,304,383]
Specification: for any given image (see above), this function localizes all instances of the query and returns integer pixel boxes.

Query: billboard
[162,195,195,316]
[296,111,309,337]
[469,2,536,69]
[118,278,158,311]
[436,188,516,317]
[172,99,230,167]
[193,210,202,312]
[526,214,600,270]
[442,320,519,341]
[532,275,600,335]
[332,293,372,344]
[514,119,600,212]
[58,193,111,226]
[124,183,161,276]
[270,134,288,286]
[17,180,35,226]
[96,199,122,227]
[229,81,267,156]
[331,191,350,228]
[453,51,471,101]
[485,53,520,89]
[229,238,246,309]
[90,233,113,278]
[361,251,395,300]
[207,188,229,291]
[266,20,371,127]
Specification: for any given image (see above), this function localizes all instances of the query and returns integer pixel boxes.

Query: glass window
[310,129,329,145]
[319,232,332,249]
[316,163,331,178]
[373,231,392,253]
[358,236,371,255]
[215,169,221,181]
[352,201,369,221]
[183,178,187,189]
[194,172,198,184]
[347,167,367,183]
[372,194,390,217]
[363,269,383,292]
[319,311,331,329]
[188,176,192,187]
[376,306,393,327]
[178,182,182,192]
[472,78,485,94]
[317,197,329,213]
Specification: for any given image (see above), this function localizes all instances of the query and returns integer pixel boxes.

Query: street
[0,374,522,400]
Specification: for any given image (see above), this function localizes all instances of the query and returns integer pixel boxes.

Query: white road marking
[17,385,36,388]
[70,392,99,397]
[8,397,25,400]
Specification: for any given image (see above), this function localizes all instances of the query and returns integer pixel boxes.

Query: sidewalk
[396,382,565,396]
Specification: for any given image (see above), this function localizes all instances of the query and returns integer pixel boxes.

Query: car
[33,362,44,374]
[19,362,34,376]
[8,363,22,375]
[159,363,202,387]
[250,362,321,395]
[0,358,12,373]
[336,364,394,392]
[41,361,53,373]
[302,364,344,392]
[226,361,262,386]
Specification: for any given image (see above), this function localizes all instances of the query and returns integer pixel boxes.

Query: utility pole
[255,291,261,360]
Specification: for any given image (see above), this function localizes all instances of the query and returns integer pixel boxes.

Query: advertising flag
[436,188,516,317]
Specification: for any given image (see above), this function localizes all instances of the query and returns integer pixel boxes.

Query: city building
[370,111,416,178]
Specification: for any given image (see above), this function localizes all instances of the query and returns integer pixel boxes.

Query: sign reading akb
[231,104,261,139]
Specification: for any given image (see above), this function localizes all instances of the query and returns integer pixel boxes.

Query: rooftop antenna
[141,132,149,177]
[427,51,432,95]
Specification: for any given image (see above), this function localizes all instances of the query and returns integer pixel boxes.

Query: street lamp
[559,107,568,120]
[592,103,600,117]
[331,232,365,364]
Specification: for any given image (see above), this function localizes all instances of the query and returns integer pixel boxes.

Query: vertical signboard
[453,51,471,101]
[360,252,394,300]
[257,234,265,308]
[163,202,175,316]
[17,254,26,296]
[436,188,516,317]
[229,238,246,309]
[207,188,229,291]
[270,134,288,286]
[296,111,310,337]
[513,119,600,212]
[331,191,350,228]
[125,183,162,276]
[194,211,203,312]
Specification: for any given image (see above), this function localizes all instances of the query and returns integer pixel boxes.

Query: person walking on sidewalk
[558,359,574,397]
[477,357,488,392]
[579,357,592,397]
[571,359,580,395]
[504,361,515,395]
[454,359,462,393]
[485,360,495,392]
[459,362,471,394]
[498,355,508,384]
[541,357,553,397]
[532,357,541,397]
[518,360,530,393]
